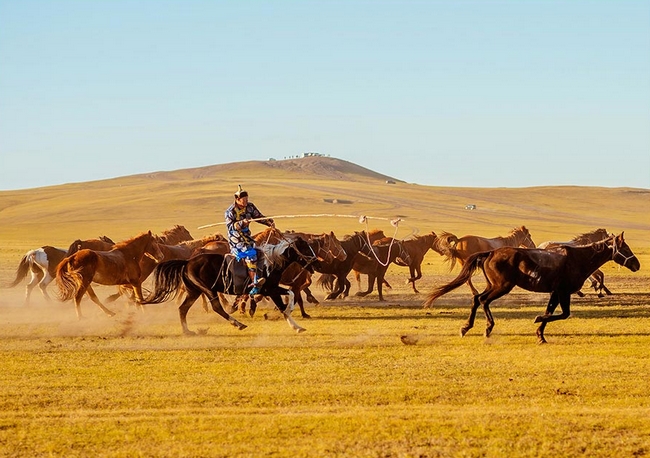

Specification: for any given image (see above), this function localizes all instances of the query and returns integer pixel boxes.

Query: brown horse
[439,226,536,295]
[56,231,163,319]
[538,228,612,297]
[106,234,224,305]
[352,236,412,301]
[316,229,386,300]
[353,231,447,296]
[153,225,194,245]
[424,233,640,344]
[65,235,115,256]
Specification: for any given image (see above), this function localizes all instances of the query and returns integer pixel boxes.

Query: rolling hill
[1,156,648,283]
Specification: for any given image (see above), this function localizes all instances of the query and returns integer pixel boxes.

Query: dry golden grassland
[0,158,649,457]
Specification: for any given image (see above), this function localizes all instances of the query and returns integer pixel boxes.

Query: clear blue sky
[1,0,649,190]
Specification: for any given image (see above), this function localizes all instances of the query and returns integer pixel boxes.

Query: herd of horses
[7,224,640,344]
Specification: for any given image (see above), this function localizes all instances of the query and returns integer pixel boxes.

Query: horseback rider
[224,185,275,295]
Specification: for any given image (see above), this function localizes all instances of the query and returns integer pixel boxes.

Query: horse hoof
[296,327,306,334]
[537,338,547,345]
[534,316,544,323]
[302,314,312,319]
[183,330,197,336]
[460,328,469,337]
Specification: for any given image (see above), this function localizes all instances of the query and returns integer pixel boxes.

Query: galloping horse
[234,227,347,318]
[353,231,447,296]
[105,234,224,305]
[143,238,318,335]
[316,230,385,300]
[424,233,640,344]
[538,228,612,297]
[352,237,412,301]
[439,226,536,295]
[56,231,163,319]
[153,225,194,245]
[65,235,115,257]
[9,246,67,305]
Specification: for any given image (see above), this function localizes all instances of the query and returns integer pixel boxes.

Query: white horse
[9,246,67,305]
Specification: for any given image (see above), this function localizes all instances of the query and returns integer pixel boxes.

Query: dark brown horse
[316,230,386,300]
[538,228,612,297]
[56,231,163,319]
[9,246,67,305]
[353,231,447,296]
[352,236,412,301]
[143,238,317,335]
[424,233,640,344]
[439,226,536,295]
[235,228,347,318]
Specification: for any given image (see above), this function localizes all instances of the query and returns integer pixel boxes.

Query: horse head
[517,226,536,248]
[611,232,640,272]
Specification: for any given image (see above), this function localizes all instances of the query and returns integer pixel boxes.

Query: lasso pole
[197,214,401,230]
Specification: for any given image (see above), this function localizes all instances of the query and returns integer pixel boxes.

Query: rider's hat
[234,185,248,199]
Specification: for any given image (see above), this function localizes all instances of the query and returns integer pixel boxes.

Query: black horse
[144,238,318,335]
[424,233,640,344]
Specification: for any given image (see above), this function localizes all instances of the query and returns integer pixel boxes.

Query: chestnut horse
[439,226,536,295]
[65,235,115,256]
[424,233,640,344]
[143,238,317,335]
[9,246,67,305]
[106,234,224,305]
[56,231,163,319]
[538,228,612,297]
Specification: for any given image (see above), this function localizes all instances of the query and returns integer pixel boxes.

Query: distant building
[301,152,328,158]
[465,204,477,210]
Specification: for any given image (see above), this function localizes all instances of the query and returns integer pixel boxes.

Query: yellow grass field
[1,157,649,457]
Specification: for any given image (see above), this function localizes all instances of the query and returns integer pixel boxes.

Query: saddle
[220,253,262,295]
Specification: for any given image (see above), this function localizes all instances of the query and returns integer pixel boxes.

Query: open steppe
[1,157,649,457]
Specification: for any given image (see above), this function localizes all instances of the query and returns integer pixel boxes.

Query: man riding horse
[224,185,275,295]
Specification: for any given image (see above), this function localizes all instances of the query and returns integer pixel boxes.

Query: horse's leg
[354,270,362,293]
[216,292,229,312]
[85,284,117,317]
[24,269,43,306]
[461,294,482,336]
[206,293,247,331]
[271,293,306,334]
[304,286,319,304]
[534,292,570,344]
[325,275,343,300]
[408,264,422,293]
[342,277,351,298]
[294,288,311,319]
[178,289,201,335]
[376,267,389,301]
[356,273,376,297]
[38,271,54,302]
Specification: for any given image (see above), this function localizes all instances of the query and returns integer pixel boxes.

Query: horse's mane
[571,228,609,245]
[114,231,152,248]
[257,239,291,274]
[177,234,224,249]
[154,225,193,244]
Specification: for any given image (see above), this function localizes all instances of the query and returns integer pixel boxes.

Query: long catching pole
[197,214,401,230]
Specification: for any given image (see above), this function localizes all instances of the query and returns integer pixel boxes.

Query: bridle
[610,238,635,267]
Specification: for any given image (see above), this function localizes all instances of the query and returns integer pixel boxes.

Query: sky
[1,0,649,190]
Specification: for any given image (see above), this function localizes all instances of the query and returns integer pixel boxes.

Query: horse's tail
[438,231,461,271]
[8,251,34,287]
[143,260,188,304]
[55,257,83,302]
[423,251,489,308]
[316,273,335,292]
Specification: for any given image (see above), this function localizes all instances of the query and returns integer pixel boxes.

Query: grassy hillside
[1,156,649,282]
